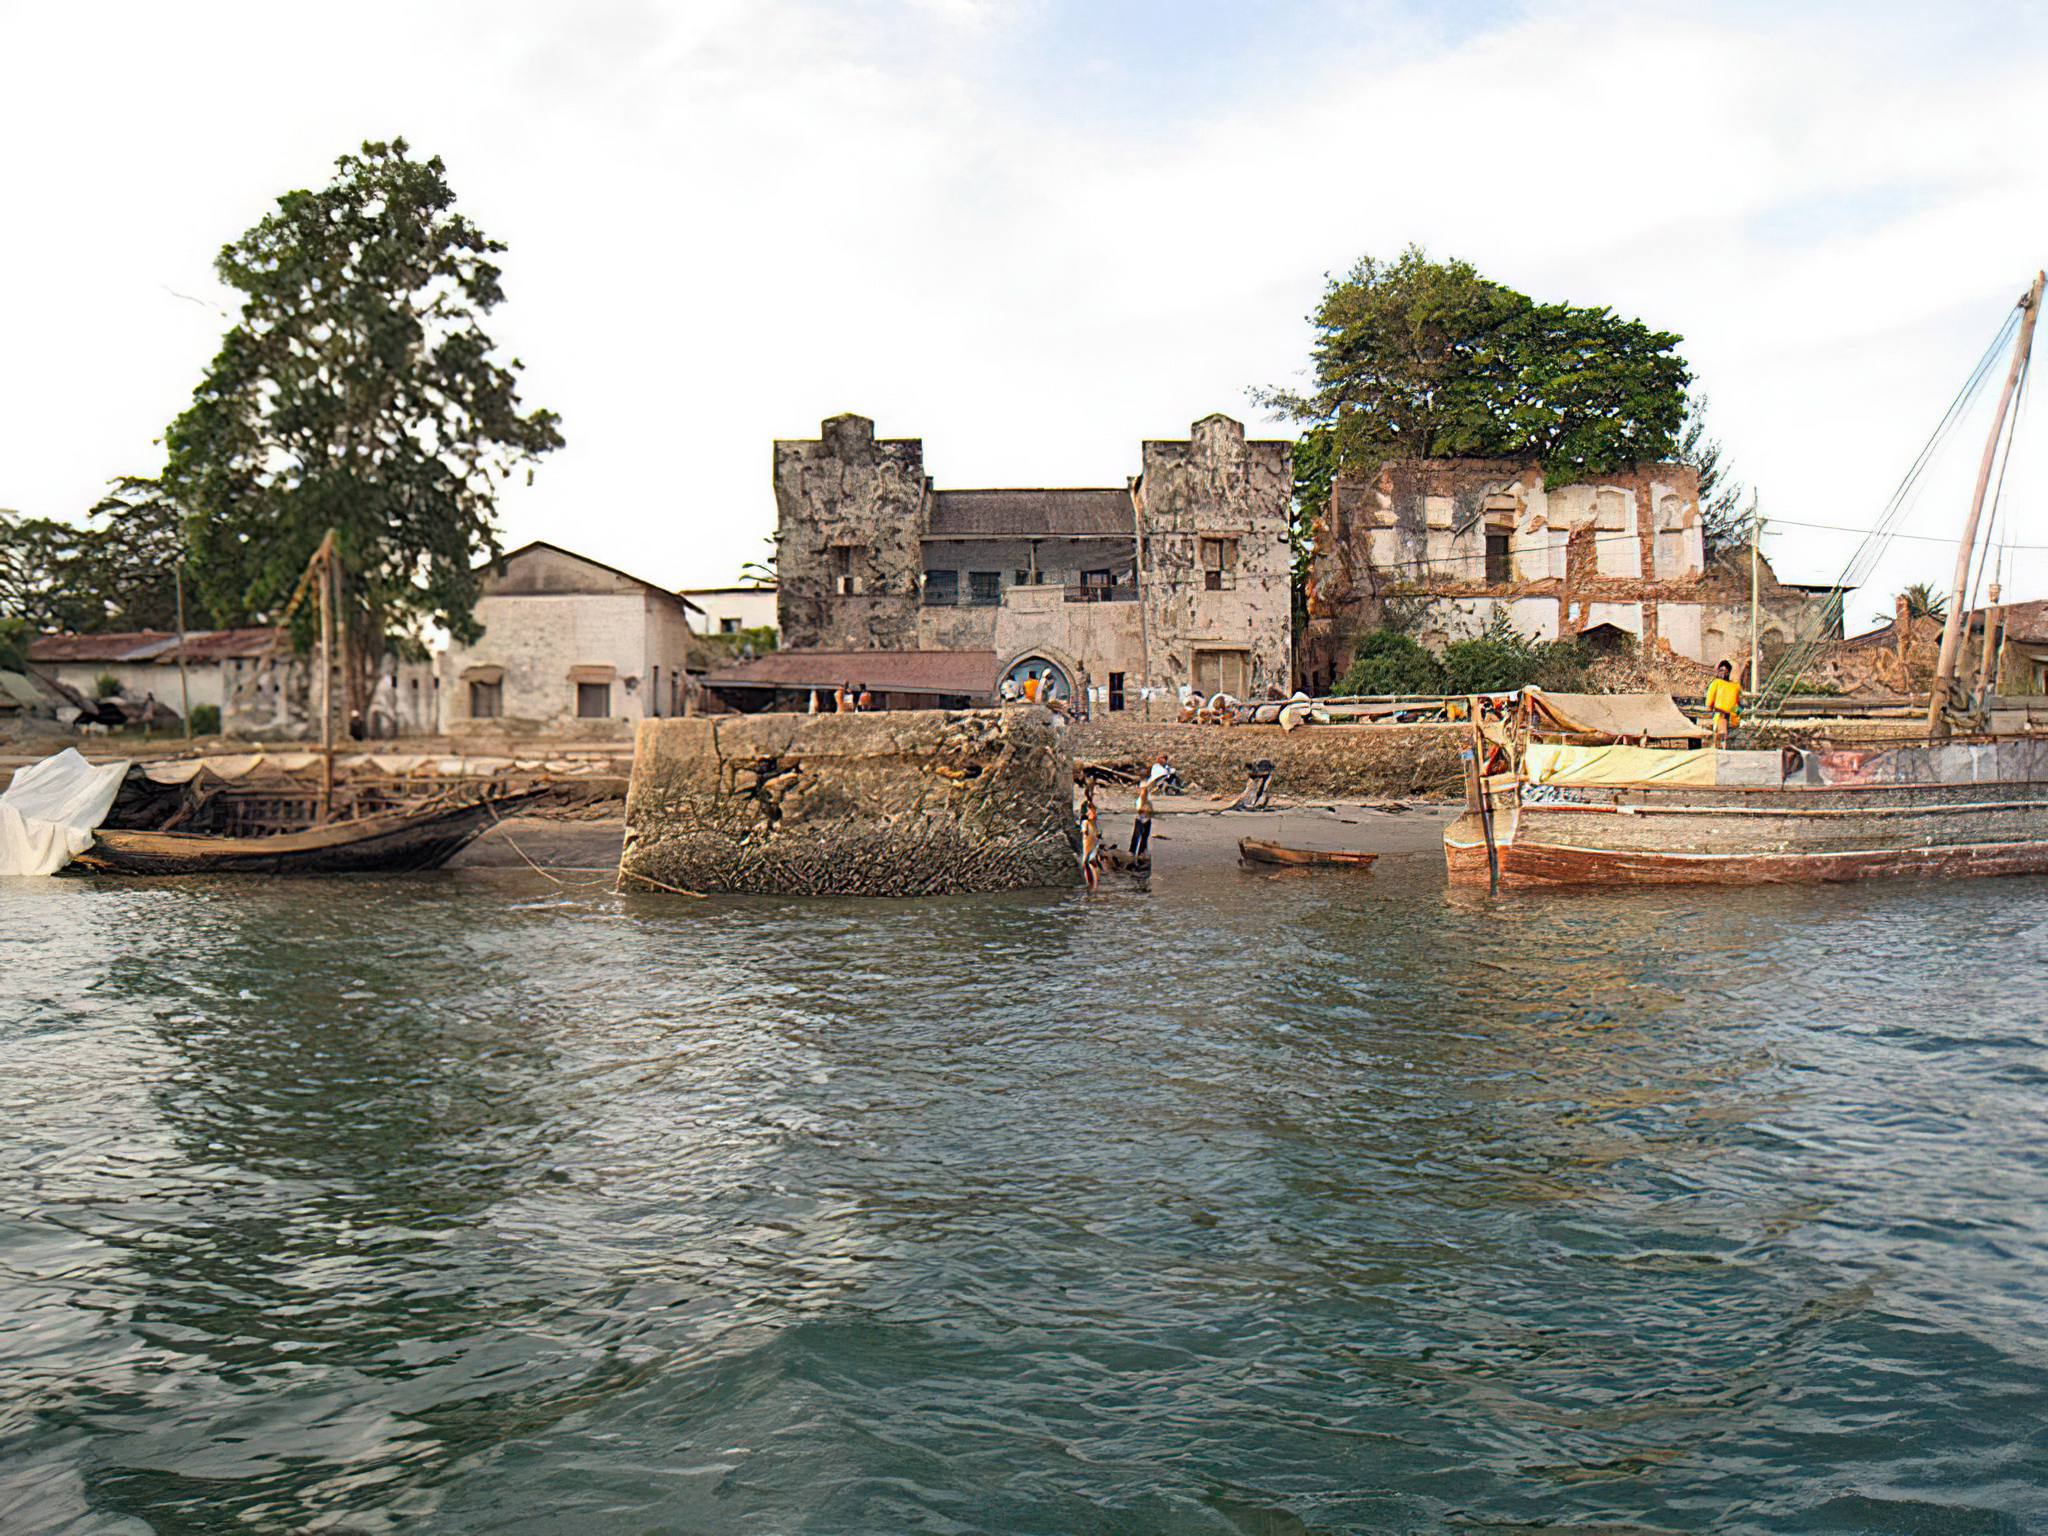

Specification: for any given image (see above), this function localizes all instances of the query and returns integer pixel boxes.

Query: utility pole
[1930,270,2045,735]
[174,562,193,739]
[1748,494,1762,691]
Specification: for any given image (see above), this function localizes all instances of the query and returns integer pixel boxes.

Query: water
[3,854,2046,1534]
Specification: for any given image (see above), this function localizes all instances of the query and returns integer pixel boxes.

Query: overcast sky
[5,0,2047,628]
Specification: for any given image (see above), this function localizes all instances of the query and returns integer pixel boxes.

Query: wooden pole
[1748,494,1761,690]
[1930,270,2045,735]
[174,562,193,739]
[317,534,336,823]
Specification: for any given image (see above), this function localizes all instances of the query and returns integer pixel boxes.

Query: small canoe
[72,790,548,876]
[1238,838,1379,870]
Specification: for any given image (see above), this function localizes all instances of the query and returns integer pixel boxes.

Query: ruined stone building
[766,412,1292,708]
[437,542,704,735]
[1300,458,1840,690]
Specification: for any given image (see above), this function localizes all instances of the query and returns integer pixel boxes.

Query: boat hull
[1445,781,2048,887]
[1239,838,1379,869]
[73,796,533,877]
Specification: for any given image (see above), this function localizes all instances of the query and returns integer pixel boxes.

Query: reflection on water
[3,859,2045,1533]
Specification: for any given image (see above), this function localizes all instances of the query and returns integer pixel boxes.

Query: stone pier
[619,708,1080,896]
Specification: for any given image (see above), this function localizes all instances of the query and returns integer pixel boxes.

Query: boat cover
[0,749,129,876]
[1525,690,1707,741]
[1524,743,1716,787]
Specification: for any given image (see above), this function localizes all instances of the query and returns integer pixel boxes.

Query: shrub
[1335,629,1446,695]
[1440,607,1590,694]
[0,617,27,673]
[189,703,222,735]
[94,672,121,699]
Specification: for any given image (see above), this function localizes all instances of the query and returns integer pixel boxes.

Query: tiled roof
[926,489,1133,539]
[703,649,997,695]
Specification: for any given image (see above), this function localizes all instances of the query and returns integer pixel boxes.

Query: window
[651,665,662,717]
[469,680,502,719]
[924,569,958,605]
[832,545,860,595]
[969,571,1001,606]
[1014,569,1032,586]
[1199,537,1239,591]
[1485,530,1512,584]
[719,617,742,634]
[577,682,611,718]
[1193,649,1248,697]
[1082,568,1114,587]
[1108,672,1125,712]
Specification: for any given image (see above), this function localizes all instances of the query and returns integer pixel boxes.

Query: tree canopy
[0,487,208,633]
[165,137,562,676]
[1260,248,1693,562]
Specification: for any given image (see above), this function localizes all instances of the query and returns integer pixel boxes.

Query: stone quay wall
[620,708,1080,896]
[1067,718,1464,800]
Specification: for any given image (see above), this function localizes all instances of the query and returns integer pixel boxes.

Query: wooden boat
[1239,837,1378,870]
[74,787,549,876]
[76,794,548,876]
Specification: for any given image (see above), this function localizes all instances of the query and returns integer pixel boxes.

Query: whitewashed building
[438,541,703,734]
[678,584,778,639]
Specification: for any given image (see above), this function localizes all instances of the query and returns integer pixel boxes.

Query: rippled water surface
[4,852,2047,1534]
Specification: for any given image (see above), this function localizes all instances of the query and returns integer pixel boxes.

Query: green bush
[1441,608,1590,694]
[189,703,222,735]
[1334,630,1446,695]
[0,617,28,672]
[94,672,121,699]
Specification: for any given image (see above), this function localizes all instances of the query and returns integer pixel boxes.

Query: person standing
[1131,759,1166,859]
[1079,790,1102,891]
[856,683,874,712]
[1706,660,1742,745]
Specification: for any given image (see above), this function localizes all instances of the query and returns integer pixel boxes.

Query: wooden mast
[1929,270,2045,735]
[312,530,339,823]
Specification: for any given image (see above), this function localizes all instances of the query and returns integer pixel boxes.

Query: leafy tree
[164,137,562,715]
[1260,244,1690,502]
[1287,423,1338,625]
[0,512,97,631]
[0,616,28,671]
[1679,392,1750,559]
[1,488,213,634]
[1901,582,1948,622]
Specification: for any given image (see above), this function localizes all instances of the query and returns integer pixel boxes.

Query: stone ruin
[618,708,1080,897]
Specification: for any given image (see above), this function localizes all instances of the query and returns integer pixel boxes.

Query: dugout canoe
[1238,838,1379,870]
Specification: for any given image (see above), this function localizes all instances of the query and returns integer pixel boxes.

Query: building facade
[679,584,779,638]
[773,412,1292,708]
[437,542,703,733]
[1301,458,1837,690]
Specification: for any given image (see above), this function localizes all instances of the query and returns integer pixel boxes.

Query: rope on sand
[482,800,617,889]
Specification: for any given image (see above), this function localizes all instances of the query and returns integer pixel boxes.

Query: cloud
[2,0,2045,630]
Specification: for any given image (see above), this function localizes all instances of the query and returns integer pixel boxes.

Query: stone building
[773,412,1292,709]
[1301,458,1839,690]
[437,541,703,735]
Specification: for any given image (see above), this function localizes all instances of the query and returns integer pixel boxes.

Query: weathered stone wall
[620,707,1080,896]
[1136,415,1293,697]
[774,414,928,650]
[1067,718,1464,800]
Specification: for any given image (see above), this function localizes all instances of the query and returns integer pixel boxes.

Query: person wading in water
[1131,759,1167,859]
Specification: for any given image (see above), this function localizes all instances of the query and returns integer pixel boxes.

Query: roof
[676,584,777,596]
[27,628,283,665]
[925,489,1133,539]
[1526,690,1708,741]
[702,649,998,695]
[485,541,703,613]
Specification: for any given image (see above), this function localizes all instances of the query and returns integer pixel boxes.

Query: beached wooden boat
[1239,838,1379,870]
[73,789,546,876]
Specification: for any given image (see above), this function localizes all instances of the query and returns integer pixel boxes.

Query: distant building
[437,541,704,733]
[678,584,778,639]
[771,412,1292,710]
[1301,458,1841,689]
[702,649,996,712]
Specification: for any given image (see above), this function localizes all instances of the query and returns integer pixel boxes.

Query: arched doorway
[1002,655,1075,702]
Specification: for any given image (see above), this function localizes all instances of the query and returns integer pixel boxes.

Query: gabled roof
[485,541,703,613]
[926,489,1133,539]
[27,628,285,664]
[702,649,996,696]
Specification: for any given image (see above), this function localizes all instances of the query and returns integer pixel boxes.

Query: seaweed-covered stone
[620,708,1080,896]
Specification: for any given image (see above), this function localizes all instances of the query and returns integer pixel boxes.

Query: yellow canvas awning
[1525,742,1716,786]
[1525,689,1707,742]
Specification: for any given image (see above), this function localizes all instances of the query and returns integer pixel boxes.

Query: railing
[1064,584,1137,603]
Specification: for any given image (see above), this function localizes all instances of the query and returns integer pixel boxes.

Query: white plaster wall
[1583,601,1644,636]
[46,661,225,711]
[1660,603,1708,664]
[444,591,659,724]
[681,588,778,636]
[644,597,700,717]
[1507,597,1561,641]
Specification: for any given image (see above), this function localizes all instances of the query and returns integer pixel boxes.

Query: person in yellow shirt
[1705,660,1742,745]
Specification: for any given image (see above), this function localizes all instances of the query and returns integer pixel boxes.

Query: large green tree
[0,487,211,635]
[1260,247,1692,581]
[165,137,562,710]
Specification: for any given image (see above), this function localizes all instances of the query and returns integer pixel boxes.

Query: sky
[4,0,2048,630]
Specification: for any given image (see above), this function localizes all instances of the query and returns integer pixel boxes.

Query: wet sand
[452,798,1458,872]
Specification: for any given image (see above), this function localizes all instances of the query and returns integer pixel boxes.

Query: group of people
[808,683,876,713]
[998,671,1081,721]
[1077,755,1169,891]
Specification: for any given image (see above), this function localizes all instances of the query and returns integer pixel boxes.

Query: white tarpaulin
[0,749,130,876]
